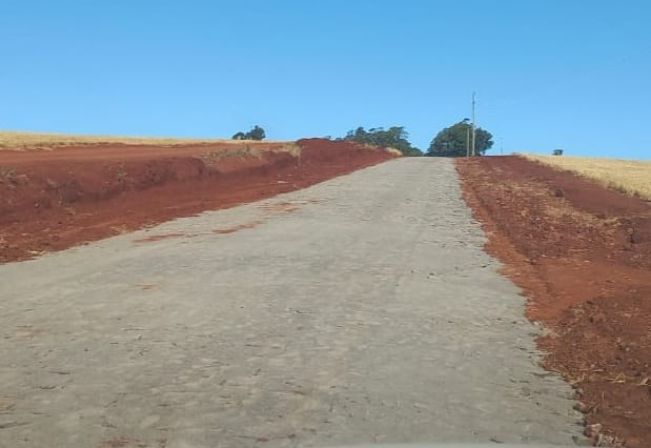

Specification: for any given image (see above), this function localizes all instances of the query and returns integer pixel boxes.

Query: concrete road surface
[0,158,586,448]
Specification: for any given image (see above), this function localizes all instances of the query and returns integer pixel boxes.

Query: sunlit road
[0,158,585,447]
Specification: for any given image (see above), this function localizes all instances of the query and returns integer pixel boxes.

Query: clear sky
[1,0,650,159]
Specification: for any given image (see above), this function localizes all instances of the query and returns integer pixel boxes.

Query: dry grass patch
[200,143,301,163]
[384,147,403,157]
[524,154,651,201]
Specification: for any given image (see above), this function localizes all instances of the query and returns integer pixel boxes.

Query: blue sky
[1,0,649,158]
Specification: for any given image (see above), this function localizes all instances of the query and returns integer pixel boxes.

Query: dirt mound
[0,139,396,263]
[457,156,651,448]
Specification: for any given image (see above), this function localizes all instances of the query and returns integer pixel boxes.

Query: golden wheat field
[525,154,651,201]
[0,131,287,151]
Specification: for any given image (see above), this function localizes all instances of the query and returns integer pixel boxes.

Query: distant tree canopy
[426,121,493,157]
[232,125,266,141]
[341,126,423,156]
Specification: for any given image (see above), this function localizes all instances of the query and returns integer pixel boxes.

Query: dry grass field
[0,131,284,151]
[524,154,651,201]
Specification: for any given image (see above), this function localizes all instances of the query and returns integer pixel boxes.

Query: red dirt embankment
[457,156,651,448]
[0,139,396,263]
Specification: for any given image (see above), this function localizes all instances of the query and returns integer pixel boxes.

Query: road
[0,158,585,447]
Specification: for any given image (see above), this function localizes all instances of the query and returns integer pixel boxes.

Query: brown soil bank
[0,139,396,263]
[457,156,651,447]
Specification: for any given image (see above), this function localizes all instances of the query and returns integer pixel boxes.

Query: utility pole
[466,125,470,157]
[471,92,476,156]
[463,117,470,157]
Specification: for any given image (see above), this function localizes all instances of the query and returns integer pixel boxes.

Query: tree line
[232,122,494,157]
[338,122,493,157]
[339,126,423,157]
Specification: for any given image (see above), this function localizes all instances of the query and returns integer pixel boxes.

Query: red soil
[457,156,651,447]
[0,139,396,263]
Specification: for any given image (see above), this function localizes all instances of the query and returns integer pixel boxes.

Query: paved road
[0,158,585,448]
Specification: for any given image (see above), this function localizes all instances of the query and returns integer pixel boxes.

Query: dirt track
[0,158,586,447]
[0,139,394,263]
[457,156,651,448]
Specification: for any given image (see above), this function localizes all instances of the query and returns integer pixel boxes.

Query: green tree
[232,125,266,141]
[341,126,423,156]
[247,125,266,141]
[426,120,493,157]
